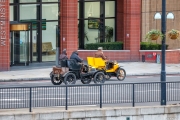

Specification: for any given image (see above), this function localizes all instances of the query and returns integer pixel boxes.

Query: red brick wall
[117,0,141,61]
[60,0,78,58]
[139,50,180,63]
[116,0,124,42]
[0,0,10,71]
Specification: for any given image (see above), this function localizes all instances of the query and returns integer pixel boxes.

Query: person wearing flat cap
[95,47,107,60]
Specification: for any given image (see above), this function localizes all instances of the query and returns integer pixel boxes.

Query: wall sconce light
[166,12,174,19]
[154,12,161,19]
[154,12,174,20]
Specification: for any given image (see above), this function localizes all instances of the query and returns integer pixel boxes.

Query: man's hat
[98,47,103,50]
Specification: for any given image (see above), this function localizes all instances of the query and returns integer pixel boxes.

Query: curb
[0,72,180,82]
[0,77,50,82]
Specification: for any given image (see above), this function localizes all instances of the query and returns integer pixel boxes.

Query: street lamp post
[161,0,166,105]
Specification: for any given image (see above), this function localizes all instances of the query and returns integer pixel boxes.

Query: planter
[150,34,159,40]
[168,33,179,40]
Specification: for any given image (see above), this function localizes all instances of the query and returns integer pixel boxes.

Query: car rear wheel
[64,73,76,85]
[51,74,63,85]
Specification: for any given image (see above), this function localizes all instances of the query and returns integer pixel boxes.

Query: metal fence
[0,81,180,112]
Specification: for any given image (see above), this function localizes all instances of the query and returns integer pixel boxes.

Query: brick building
[0,0,180,71]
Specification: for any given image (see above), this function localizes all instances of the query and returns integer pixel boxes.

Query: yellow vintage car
[87,57,126,81]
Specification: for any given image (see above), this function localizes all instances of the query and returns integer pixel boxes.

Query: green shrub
[140,42,168,50]
[84,41,168,50]
[85,42,123,50]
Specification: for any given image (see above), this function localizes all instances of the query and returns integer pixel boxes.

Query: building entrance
[10,23,32,66]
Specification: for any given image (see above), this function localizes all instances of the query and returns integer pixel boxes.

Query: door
[10,23,32,66]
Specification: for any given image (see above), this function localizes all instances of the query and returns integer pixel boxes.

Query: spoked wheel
[51,74,63,85]
[81,77,91,84]
[116,68,126,81]
[64,73,76,85]
[105,74,111,80]
[93,72,105,84]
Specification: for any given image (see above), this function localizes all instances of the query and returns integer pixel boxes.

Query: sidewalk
[0,61,180,82]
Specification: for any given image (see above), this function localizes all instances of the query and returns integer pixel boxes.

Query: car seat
[67,59,82,71]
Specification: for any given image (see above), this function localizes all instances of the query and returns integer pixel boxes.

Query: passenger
[70,50,83,63]
[59,49,68,67]
[59,49,68,61]
[95,47,107,60]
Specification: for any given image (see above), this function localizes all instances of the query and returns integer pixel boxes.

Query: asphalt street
[1,75,180,110]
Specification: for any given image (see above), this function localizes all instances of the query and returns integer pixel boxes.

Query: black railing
[0,81,180,112]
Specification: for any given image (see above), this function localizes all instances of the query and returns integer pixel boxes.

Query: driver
[95,47,113,69]
[95,47,107,60]
[70,50,84,73]
[70,50,83,63]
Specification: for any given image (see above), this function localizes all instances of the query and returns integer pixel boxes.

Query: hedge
[84,42,168,50]
[140,42,168,50]
[85,42,123,50]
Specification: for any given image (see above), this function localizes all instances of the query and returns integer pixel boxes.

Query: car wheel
[64,73,76,85]
[93,72,105,84]
[51,74,62,85]
[105,74,111,80]
[116,68,126,81]
[81,77,91,84]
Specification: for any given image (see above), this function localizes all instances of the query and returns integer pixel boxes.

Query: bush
[84,41,168,50]
[85,42,123,50]
[140,42,168,50]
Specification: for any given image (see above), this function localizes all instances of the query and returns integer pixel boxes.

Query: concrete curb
[0,72,179,82]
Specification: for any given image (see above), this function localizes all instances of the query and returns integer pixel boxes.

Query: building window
[78,0,116,49]
[10,0,59,62]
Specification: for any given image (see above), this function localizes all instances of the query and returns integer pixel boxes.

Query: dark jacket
[70,51,83,63]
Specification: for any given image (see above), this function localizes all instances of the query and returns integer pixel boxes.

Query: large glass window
[42,4,58,20]
[105,1,115,17]
[42,22,57,61]
[10,0,13,3]
[10,6,14,21]
[78,0,116,49]
[10,0,59,63]
[42,0,59,2]
[20,4,37,20]
[20,0,37,3]
[85,2,100,18]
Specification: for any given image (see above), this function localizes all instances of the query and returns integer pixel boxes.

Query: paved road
[1,75,180,87]
[1,75,180,110]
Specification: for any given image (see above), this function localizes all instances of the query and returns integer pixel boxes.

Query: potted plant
[167,29,179,40]
[145,29,163,41]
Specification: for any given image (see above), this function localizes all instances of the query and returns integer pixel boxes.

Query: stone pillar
[60,0,78,58]
[123,0,141,61]
[0,0,10,71]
